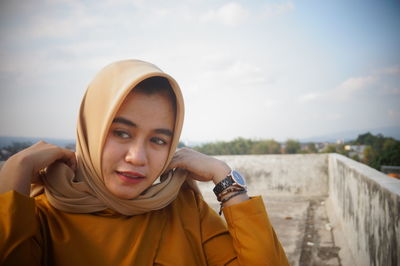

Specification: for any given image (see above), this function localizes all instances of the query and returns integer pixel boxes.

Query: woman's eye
[151,137,167,145]
[113,130,130,139]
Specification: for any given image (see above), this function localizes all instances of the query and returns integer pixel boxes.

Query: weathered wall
[214,154,329,196]
[328,154,400,266]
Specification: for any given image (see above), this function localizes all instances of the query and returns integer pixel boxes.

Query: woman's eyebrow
[155,128,173,137]
[113,117,136,127]
[113,117,173,137]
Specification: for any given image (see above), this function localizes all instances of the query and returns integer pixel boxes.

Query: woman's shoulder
[174,182,202,208]
[166,182,205,214]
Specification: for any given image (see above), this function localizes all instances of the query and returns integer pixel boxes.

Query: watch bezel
[230,170,247,189]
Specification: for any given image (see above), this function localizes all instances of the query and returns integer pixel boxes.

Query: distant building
[345,145,367,160]
[381,165,400,179]
[336,139,344,145]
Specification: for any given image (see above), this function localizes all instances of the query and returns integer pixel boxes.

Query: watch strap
[213,174,234,196]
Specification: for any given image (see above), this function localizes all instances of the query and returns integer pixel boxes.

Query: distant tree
[194,137,255,155]
[251,139,281,154]
[0,142,32,160]
[350,153,360,161]
[306,142,317,153]
[362,146,375,165]
[322,144,337,153]
[335,144,348,156]
[380,139,400,166]
[284,139,301,154]
[354,133,400,170]
[178,141,186,148]
[194,141,229,155]
[353,132,385,151]
[230,137,253,155]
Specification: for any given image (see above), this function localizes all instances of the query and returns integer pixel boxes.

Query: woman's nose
[125,141,147,166]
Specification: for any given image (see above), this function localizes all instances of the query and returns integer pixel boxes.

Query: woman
[0,60,289,265]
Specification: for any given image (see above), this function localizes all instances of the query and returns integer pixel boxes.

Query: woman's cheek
[152,149,169,171]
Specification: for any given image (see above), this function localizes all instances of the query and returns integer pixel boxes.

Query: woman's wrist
[218,192,249,215]
[211,161,231,185]
[222,192,249,207]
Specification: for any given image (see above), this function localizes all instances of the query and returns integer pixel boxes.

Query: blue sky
[0,0,399,143]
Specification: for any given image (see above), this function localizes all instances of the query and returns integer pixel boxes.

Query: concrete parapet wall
[328,154,400,266]
[214,154,329,196]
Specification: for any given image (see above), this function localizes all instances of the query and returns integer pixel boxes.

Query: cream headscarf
[34,59,195,215]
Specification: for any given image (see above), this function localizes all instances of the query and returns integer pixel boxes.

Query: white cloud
[201,2,249,26]
[327,65,400,101]
[262,1,294,17]
[330,75,377,101]
[224,60,265,85]
[298,93,319,103]
[339,75,376,92]
[264,99,280,108]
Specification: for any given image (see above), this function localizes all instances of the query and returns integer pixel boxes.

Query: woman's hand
[165,148,231,184]
[166,147,249,208]
[0,141,76,196]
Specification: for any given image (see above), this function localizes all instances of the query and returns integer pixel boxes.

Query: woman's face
[101,90,175,199]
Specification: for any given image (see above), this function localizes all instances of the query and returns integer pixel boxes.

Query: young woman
[0,60,289,265]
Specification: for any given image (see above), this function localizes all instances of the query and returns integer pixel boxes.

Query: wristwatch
[213,170,247,196]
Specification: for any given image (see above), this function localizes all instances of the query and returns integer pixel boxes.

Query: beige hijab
[34,59,196,215]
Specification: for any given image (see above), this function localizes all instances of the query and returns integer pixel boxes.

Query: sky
[0,0,399,143]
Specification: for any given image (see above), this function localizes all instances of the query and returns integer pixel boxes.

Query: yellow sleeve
[198,195,237,265]
[200,195,289,266]
[0,190,42,265]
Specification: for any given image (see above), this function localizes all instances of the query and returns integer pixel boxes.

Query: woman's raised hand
[0,141,76,196]
[166,148,249,208]
[165,148,231,184]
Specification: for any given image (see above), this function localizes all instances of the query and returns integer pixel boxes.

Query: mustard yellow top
[0,188,289,266]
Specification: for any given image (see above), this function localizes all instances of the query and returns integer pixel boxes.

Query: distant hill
[300,126,400,143]
[0,136,75,148]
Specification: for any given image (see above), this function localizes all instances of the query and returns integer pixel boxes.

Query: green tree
[306,143,317,153]
[178,141,186,148]
[322,144,337,153]
[251,139,281,154]
[351,132,400,169]
[362,146,375,166]
[230,137,254,155]
[379,139,400,166]
[284,139,301,154]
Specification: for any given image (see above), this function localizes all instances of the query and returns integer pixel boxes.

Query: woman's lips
[115,171,145,184]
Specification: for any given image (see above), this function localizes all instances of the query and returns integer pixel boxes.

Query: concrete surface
[197,153,400,266]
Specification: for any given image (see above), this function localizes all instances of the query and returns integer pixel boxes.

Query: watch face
[232,170,246,186]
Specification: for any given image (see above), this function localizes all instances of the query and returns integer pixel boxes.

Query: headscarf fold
[33,59,195,215]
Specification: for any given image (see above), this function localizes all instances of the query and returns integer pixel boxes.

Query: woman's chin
[107,185,142,200]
